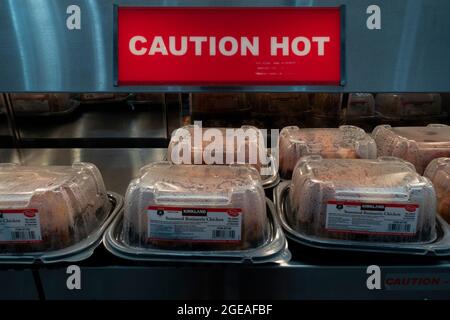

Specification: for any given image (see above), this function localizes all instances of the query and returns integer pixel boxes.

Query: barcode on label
[388,224,411,232]
[212,229,236,239]
[11,230,37,241]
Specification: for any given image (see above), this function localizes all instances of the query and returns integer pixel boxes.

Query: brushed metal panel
[0,0,449,92]
[0,148,20,163]
[16,103,167,139]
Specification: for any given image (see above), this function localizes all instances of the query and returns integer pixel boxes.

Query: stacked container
[167,124,278,186]
[278,125,377,179]
[373,124,450,174]
[168,124,265,167]
[424,158,450,223]
[0,163,115,257]
[341,93,378,131]
[309,93,343,127]
[375,94,446,125]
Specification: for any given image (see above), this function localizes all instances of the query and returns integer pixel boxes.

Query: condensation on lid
[283,126,367,145]
[0,164,90,195]
[138,162,262,194]
[171,125,264,142]
[297,157,422,188]
[426,157,450,176]
[391,125,450,144]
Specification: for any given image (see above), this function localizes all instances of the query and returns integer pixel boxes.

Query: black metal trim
[113,4,119,87]
[340,5,347,87]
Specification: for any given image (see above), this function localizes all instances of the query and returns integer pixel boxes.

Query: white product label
[147,206,242,243]
[0,209,43,243]
[325,201,419,236]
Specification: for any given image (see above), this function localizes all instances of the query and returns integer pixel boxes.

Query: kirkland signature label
[147,206,242,242]
[0,209,42,243]
[325,201,419,235]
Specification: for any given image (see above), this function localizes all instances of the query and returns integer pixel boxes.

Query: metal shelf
[1,147,450,300]
[3,245,450,300]
[1,0,450,93]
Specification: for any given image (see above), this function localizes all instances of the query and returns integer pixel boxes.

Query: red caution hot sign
[117,7,342,86]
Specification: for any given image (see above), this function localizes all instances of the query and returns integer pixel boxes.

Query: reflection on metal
[37,263,450,300]
[0,0,450,92]
[1,94,20,145]
[0,148,20,163]
[7,93,172,147]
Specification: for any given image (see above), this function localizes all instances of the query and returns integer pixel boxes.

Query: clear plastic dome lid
[373,124,450,174]
[123,163,269,251]
[375,93,442,118]
[0,162,110,252]
[167,125,268,171]
[279,125,377,179]
[288,156,437,243]
[424,158,450,223]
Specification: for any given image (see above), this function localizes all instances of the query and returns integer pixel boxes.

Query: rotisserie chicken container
[10,93,80,116]
[167,125,278,187]
[0,163,122,264]
[376,93,442,118]
[306,93,342,128]
[311,93,343,116]
[341,93,379,132]
[372,124,450,174]
[247,93,311,117]
[104,163,289,263]
[275,156,450,256]
[375,93,447,126]
[425,158,450,223]
[278,125,377,179]
[344,93,376,119]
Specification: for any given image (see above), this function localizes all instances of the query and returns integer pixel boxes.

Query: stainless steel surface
[14,100,167,140]
[1,0,450,92]
[15,148,167,194]
[0,94,15,145]
[104,198,290,264]
[0,193,123,264]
